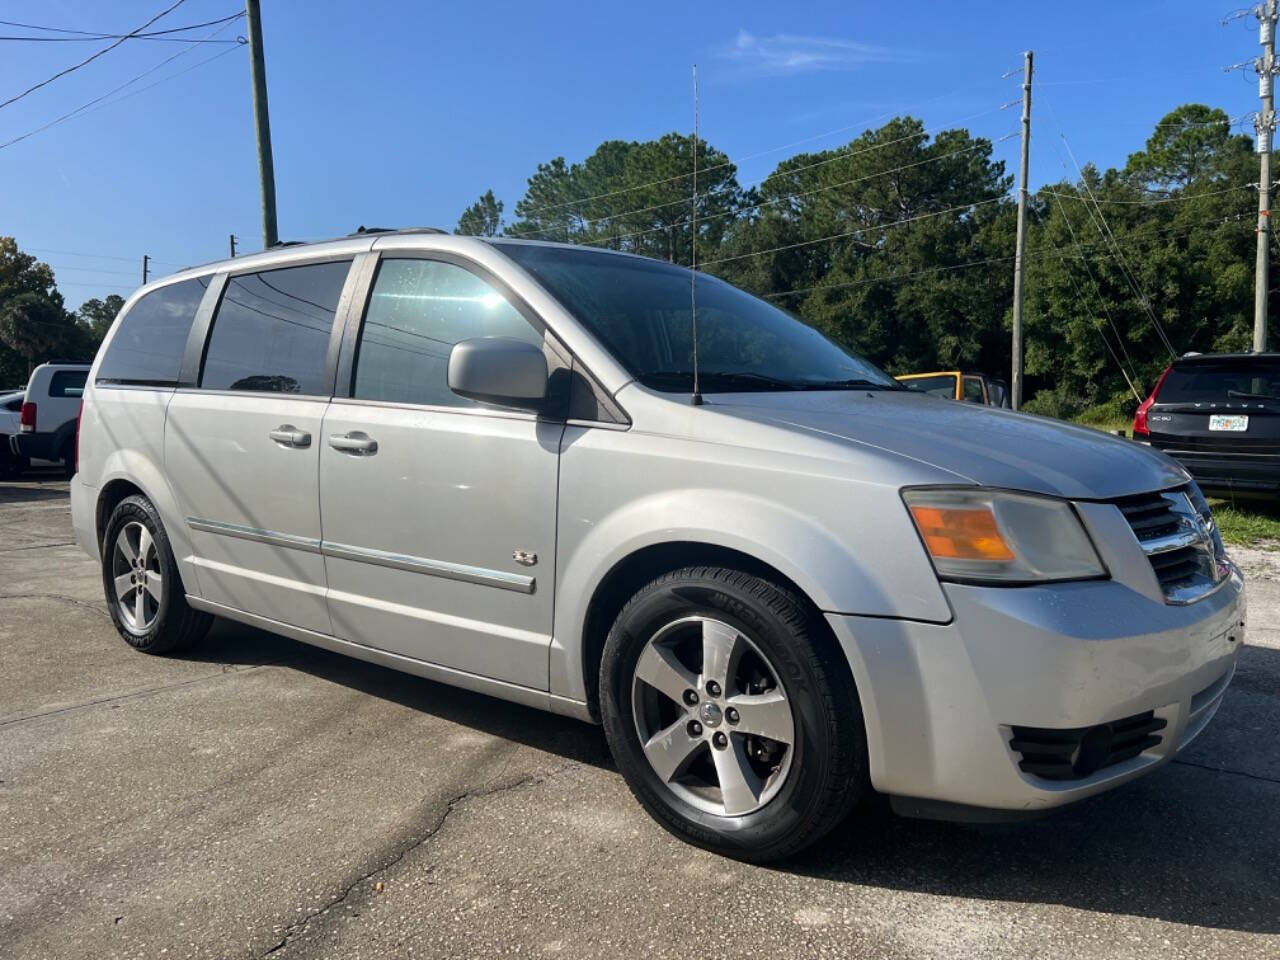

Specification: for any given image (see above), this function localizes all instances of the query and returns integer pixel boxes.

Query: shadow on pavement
[0,477,70,503]
[178,618,614,772]
[789,643,1280,936]
[177,611,1278,935]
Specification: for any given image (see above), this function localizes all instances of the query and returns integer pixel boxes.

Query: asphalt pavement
[1,474,1277,959]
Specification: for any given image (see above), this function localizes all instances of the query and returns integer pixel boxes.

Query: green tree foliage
[456,189,504,237]
[470,104,1265,411]
[506,134,744,262]
[0,238,74,382]
[77,294,126,341]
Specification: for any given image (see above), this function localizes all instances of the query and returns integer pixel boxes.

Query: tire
[599,566,867,862]
[101,494,212,654]
[59,439,75,479]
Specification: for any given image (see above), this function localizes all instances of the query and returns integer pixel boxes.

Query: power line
[509,103,1010,224]
[760,214,1252,301]
[1032,201,1144,400]
[700,196,1009,267]
[24,247,179,266]
[1042,93,1179,358]
[1058,131,1179,358]
[533,140,1003,251]
[0,33,240,44]
[1040,184,1254,205]
[0,31,245,151]
[764,255,1017,298]
[0,0,187,112]
[0,12,242,38]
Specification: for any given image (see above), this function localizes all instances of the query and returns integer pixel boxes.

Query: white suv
[71,230,1244,861]
[9,361,89,476]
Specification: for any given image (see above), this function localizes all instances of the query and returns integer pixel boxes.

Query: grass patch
[1073,418,1130,438]
[1209,497,1280,548]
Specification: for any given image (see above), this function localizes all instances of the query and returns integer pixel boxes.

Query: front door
[318,255,562,689]
[165,258,354,634]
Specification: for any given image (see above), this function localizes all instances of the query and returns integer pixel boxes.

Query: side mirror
[448,337,548,410]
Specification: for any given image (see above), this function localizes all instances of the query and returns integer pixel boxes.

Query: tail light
[1132,366,1171,439]
[19,402,35,433]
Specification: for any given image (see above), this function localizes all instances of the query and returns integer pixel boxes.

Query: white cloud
[719,29,914,77]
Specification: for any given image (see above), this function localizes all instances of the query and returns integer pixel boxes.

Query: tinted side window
[902,374,958,398]
[49,370,88,398]
[352,259,542,407]
[202,261,351,395]
[96,277,209,386]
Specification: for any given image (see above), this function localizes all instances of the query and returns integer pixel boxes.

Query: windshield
[1159,358,1280,403]
[494,243,897,392]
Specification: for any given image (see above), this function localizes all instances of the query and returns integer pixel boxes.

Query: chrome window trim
[186,516,533,594]
[172,387,335,402]
[326,395,539,422]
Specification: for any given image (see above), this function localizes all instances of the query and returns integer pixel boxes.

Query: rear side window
[49,370,88,398]
[901,374,958,398]
[96,277,210,387]
[962,376,985,403]
[351,258,542,408]
[201,260,351,395]
[1159,359,1280,403]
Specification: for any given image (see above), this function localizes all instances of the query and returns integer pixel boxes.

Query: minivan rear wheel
[599,566,867,862]
[102,494,212,654]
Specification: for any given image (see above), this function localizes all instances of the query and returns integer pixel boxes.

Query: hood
[701,390,1189,500]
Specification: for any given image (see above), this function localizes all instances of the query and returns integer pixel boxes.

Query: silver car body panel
[70,232,1248,815]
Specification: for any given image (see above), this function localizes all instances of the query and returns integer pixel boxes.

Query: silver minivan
[71,229,1246,861]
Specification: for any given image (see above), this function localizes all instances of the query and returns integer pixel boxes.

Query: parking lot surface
[1,476,1277,960]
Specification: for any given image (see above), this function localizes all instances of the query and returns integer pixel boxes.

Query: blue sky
[0,0,1266,307]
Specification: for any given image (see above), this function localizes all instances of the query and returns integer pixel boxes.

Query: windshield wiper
[638,371,803,391]
[794,378,903,391]
[1228,389,1280,403]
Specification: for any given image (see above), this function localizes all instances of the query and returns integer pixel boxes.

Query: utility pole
[1256,1,1277,352]
[245,0,278,249]
[1010,50,1033,409]
[229,233,238,258]
[142,254,150,285]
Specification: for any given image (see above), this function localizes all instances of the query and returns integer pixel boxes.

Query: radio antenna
[690,63,702,406]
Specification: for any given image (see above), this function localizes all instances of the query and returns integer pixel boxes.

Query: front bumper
[828,565,1246,813]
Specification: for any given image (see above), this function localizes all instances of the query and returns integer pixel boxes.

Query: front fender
[549,476,951,704]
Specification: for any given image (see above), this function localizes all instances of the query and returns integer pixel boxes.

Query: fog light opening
[1073,725,1113,777]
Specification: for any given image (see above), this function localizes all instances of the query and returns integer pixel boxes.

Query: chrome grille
[1115,487,1223,604]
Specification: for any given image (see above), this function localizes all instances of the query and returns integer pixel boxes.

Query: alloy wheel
[111,521,162,634]
[631,616,796,817]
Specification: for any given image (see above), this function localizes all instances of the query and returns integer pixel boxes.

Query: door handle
[268,425,311,448]
[328,432,378,456]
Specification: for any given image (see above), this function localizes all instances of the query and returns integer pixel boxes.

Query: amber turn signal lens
[909,505,1015,562]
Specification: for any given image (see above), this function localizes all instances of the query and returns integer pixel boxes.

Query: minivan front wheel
[102,495,211,653]
[600,566,867,862]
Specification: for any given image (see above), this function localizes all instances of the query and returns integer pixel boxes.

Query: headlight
[902,487,1105,584]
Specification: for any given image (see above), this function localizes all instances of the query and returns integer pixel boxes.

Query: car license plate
[1209,414,1249,432]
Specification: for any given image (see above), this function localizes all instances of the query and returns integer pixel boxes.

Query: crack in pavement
[1173,757,1280,785]
[0,540,78,553]
[0,656,303,728]
[261,764,573,958]
[0,592,108,618]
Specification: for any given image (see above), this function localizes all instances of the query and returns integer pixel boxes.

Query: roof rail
[348,226,447,237]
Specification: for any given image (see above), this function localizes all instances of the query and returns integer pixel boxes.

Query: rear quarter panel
[77,385,202,595]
